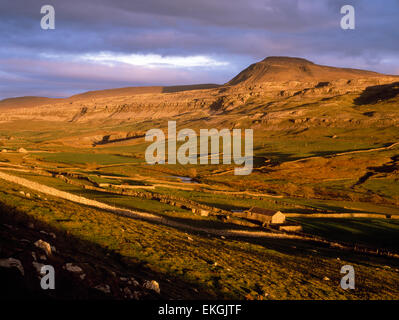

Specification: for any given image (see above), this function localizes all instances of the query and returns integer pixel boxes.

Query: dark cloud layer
[1,0,398,99]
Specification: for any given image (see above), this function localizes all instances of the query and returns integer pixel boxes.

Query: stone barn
[243,207,286,226]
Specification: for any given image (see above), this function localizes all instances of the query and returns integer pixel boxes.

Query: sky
[1,0,399,99]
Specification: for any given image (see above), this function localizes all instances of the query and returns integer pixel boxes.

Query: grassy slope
[1,178,399,299]
[290,217,399,251]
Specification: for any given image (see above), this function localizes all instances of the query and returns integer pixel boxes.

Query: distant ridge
[0,96,63,109]
[70,84,221,99]
[1,56,397,110]
[0,84,221,109]
[227,56,384,86]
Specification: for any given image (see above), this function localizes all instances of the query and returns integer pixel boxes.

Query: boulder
[32,262,45,274]
[94,284,111,294]
[123,287,134,299]
[63,263,83,273]
[143,280,160,294]
[34,239,52,256]
[0,258,24,275]
[200,210,210,217]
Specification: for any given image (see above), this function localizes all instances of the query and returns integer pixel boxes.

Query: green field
[36,152,141,166]
[290,217,399,251]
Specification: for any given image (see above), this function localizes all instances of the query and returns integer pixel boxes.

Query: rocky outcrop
[34,240,53,256]
[0,57,397,125]
[92,131,146,146]
[143,280,160,294]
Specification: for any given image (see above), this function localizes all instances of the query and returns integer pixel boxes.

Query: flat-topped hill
[227,56,386,86]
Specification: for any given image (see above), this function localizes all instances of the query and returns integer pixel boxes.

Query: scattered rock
[94,284,111,294]
[143,280,160,294]
[32,262,45,274]
[34,239,52,256]
[323,276,330,281]
[63,263,83,273]
[123,287,135,299]
[131,278,140,286]
[17,147,28,153]
[0,258,25,276]
[126,277,139,286]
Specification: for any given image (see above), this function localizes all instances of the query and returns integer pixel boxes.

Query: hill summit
[227,56,383,86]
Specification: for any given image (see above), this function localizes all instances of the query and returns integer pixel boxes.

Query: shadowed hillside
[354,82,399,105]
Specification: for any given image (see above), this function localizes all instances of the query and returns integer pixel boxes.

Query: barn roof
[247,207,280,216]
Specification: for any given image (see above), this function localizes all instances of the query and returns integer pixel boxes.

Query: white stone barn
[244,207,286,226]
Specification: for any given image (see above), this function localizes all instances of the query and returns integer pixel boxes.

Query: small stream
[169,175,199,184]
